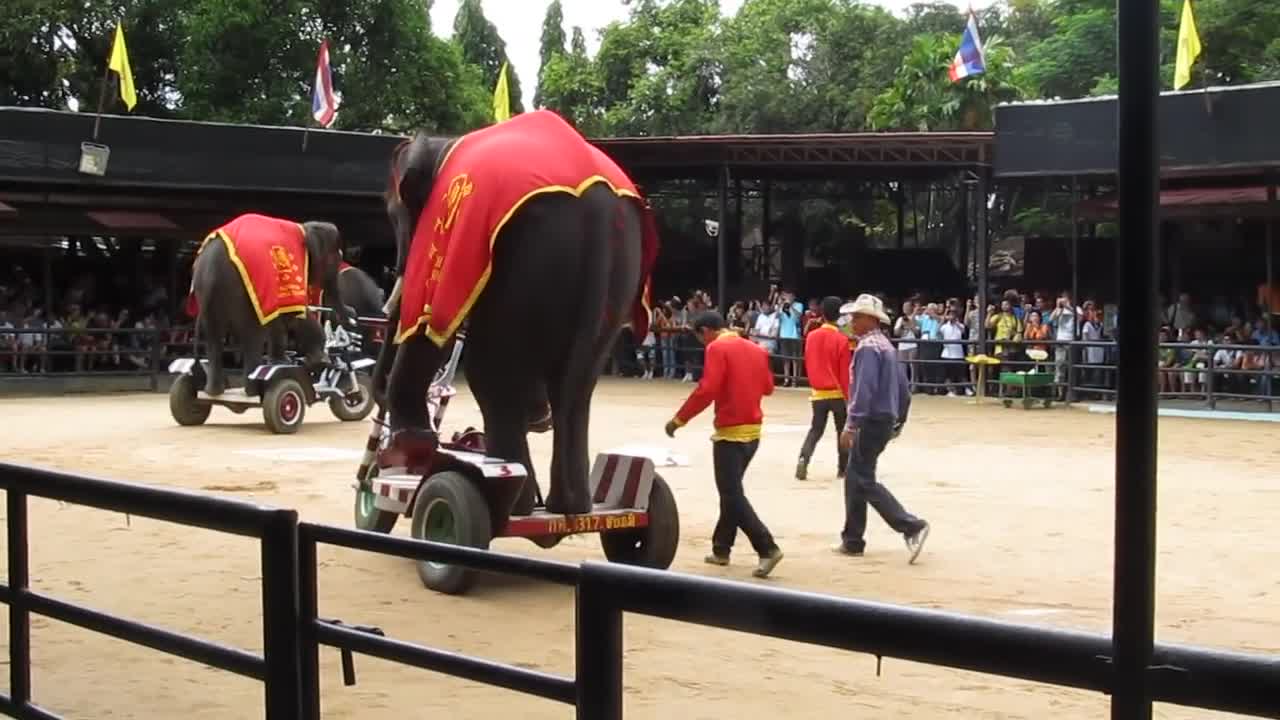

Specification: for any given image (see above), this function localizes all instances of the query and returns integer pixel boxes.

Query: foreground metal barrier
[2,460,1278,719]
[0,462,303,719]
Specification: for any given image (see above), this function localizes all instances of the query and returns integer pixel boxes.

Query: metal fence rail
[2,462,1279,720]
[0,462,302,719]
[296,523,581,719]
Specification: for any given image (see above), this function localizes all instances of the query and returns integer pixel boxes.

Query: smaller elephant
[337,262,387,319]
[187,213,351,396]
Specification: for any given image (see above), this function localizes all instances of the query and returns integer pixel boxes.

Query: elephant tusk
[383,276,403,316]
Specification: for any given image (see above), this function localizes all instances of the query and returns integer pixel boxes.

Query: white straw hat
[841,294,891,325]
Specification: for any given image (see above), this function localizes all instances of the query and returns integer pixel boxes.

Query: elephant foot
[544,486,593,516]
[203,377,227,397]
[379,428,439,471]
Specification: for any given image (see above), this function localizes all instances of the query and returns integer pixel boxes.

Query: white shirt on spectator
[0,321,14,346]
[1052,306,1078,341]
[753,311,779,353]
[894,316,918,352]
[18,319,43,348]
[939,320,965,359]
[1213,347,1238,368]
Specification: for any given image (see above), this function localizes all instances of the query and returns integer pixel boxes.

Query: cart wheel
[263,378,307,434]
[353,467,398,534]
[330,374,375,422]
[169,374,211,426]
[410,471,492,595]
[599,473,679,570]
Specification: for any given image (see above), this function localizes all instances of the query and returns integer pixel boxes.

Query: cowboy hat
[841,294,891,325]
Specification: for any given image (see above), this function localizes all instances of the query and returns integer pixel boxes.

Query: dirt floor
[2,378,1278,719]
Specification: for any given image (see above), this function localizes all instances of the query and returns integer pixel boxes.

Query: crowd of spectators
[624,284,1279,403]
[0,264,190,374]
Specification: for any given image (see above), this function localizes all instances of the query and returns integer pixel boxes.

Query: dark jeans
[841,416,924,552]
[712,440,778,557]
[799,398,848,471]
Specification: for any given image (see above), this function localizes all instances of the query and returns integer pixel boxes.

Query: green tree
[453,0,524,115]
[534,0,566,108]
[1,0,74,108]
[869,31,1027,131]
[305,0,489,132]
[540,25,603,131]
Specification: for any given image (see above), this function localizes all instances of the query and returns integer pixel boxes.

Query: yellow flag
[493,61,510,122]
[108,22,137,110]
[1173,0,1202,90]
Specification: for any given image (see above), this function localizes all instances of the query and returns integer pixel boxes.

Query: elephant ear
[304,221,343,259]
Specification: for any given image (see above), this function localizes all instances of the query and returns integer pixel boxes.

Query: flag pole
[92,56,112,141]
[302,119,310,152]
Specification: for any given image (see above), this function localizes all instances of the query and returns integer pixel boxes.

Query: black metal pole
[1267,177,1275,336]
[1112,0,1161,716]
[8,490,31,706]
[1071,177,1081,306]
[896,183,905,249]
[717,165,729,309]
[297,528,321,720]
[976,173,990,349]
[761,180,772,281]
[575,571,623,720]
[260,509,302,720]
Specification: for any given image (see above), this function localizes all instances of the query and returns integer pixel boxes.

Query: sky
[430,0,995,110]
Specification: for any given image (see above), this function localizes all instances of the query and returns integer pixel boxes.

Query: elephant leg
[201,313,229,396]
[266,322,288,362]
[384,334,448,467]
[544,345,610,515]
[466,344,539,515]
[240,323,267,373]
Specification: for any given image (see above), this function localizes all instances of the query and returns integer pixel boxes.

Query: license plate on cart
[505,510,649,537]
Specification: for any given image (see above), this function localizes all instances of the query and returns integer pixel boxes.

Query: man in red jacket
[796,296,853,481]
[665,311,784,578]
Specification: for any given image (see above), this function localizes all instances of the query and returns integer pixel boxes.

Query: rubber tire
[169,374,212,426]
[410,471,492,595]
[599,473,680,570]
[330,373,375,422]
[263,378,307,434]
[353,467,398,534]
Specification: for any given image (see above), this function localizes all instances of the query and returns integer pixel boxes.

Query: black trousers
[841,416,924,552]
[799,397,848,471]
[712,440,777,557]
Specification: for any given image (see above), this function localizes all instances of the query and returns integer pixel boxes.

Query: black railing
[0,462,302,719]
[626,331,1279,409]
[2,459,1279,719]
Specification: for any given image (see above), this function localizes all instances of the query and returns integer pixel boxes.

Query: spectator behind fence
[777,290,804,387]
[987,298,1022,358]
[939,308,968,396]
[893,300,919,390]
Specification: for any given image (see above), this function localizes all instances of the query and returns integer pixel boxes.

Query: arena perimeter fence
[4,326,1276,409]
[2,461,1279,719]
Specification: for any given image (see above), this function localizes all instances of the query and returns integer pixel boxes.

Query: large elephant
[375,110,658,515]
[187,213,351,396]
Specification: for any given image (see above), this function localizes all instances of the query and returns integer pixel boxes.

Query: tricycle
[352,326,680,595]
[168,310,377,433]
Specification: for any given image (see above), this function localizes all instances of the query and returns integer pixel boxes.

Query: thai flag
[311,39,340,127]
[948,10,986,82]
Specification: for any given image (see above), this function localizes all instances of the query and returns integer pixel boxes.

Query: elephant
[187,213,351,396]
[374,110,658,516]
[337,263,387,319]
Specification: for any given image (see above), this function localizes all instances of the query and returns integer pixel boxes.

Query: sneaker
[753,549,783,578]
[704,553,729,566]
[794,460,807,481]
[905,522,930,564]
[964,388,975,397]
[831,543,864,557]
[946,391,957,397]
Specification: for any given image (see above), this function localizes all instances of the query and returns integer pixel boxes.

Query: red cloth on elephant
[395,109,659,346]
[184,213,310,325]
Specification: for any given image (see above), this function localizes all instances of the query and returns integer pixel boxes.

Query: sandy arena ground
[2,378,1278,719]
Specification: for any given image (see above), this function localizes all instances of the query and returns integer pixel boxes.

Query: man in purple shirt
[837,294,931,563]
